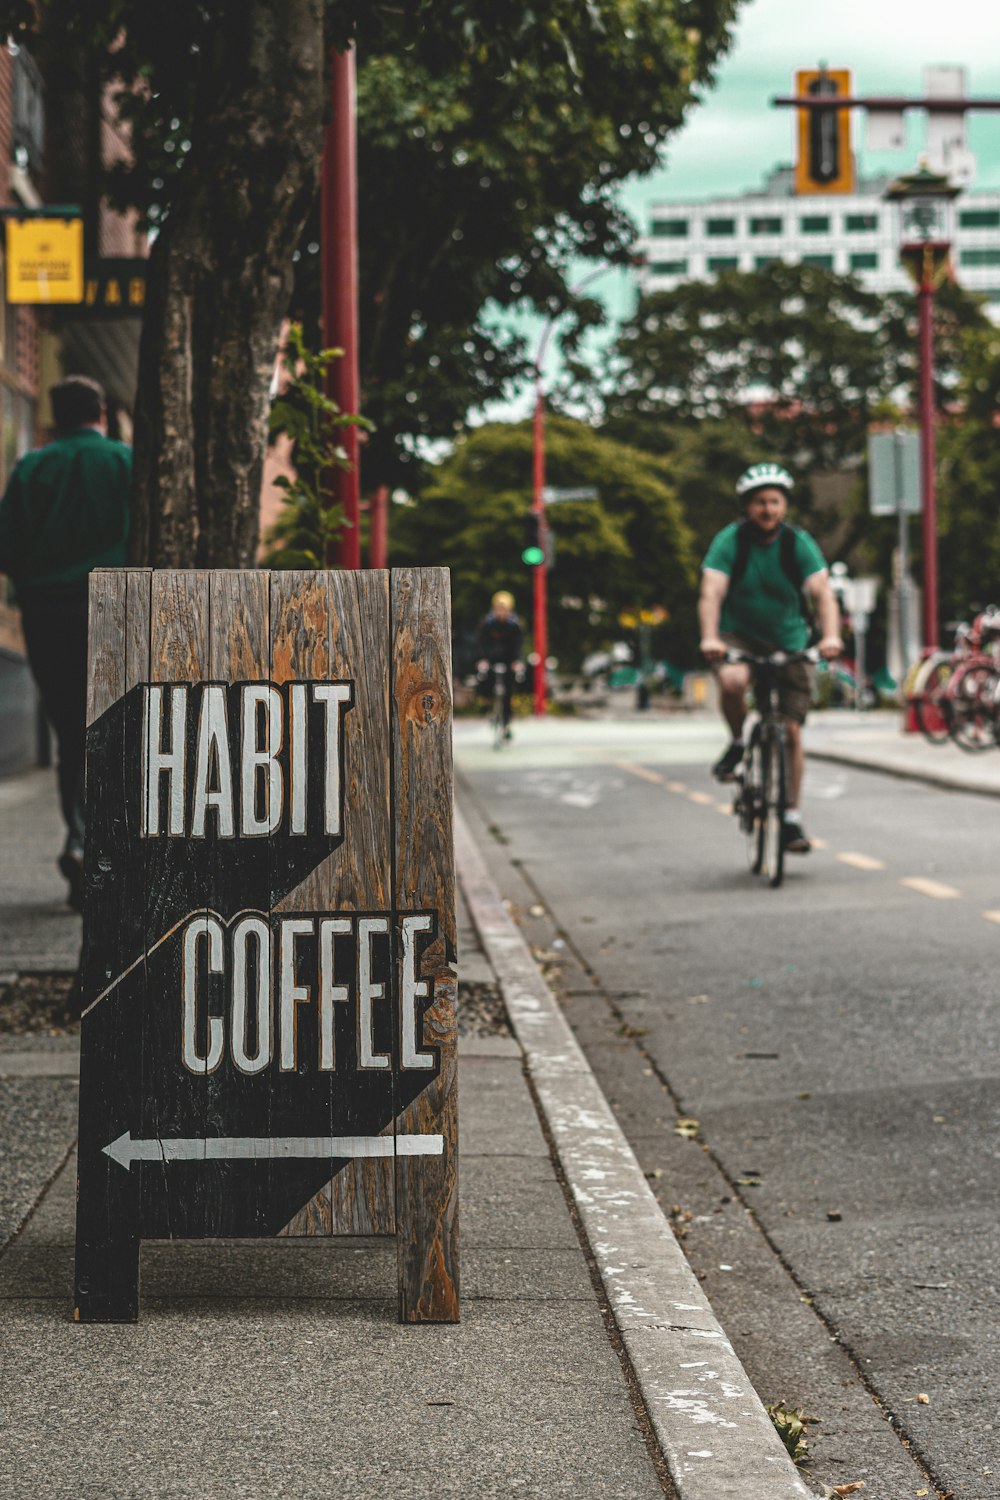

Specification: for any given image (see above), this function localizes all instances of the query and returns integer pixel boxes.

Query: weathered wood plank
[204,570,271,1237]
[85,569,126,727]
[275,570,395,1237]
[74,568,151,1320]
[139,570,211,1241]
[271,570,335,1236]
[390,567,460,1321]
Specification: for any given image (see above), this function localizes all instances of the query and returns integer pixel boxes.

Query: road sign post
[869,429,921,674]
[75,567,459,1324]
[839,575,879,710]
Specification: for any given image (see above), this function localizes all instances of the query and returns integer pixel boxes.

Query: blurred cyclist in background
[477,590,524,739]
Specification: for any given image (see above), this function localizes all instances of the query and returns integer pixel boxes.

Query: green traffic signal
[521,511,545,566]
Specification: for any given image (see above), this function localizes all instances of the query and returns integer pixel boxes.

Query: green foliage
[390,416,698,670]
[262,323,371,569]
[349,0,745,489]
[764,1402,818,1466]
[603,262,912,473]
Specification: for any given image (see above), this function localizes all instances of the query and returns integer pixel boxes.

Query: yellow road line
[611,759,666,786]
[982,910,1000,926]
[688,791,714,806]
[664,780,688,793]
[837,851,887,872]
[900,876,962,900]
[715,802,732,816]
[810,836,829,850]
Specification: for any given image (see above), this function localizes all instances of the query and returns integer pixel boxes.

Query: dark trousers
[20,585,89,855]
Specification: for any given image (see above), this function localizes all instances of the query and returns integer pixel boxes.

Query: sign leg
[74,1149,141,1323]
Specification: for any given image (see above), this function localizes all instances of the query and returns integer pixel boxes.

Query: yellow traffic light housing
[794,67,855,196]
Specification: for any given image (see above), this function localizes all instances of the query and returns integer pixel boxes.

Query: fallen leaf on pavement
[674,1118,699,1138]
[917,1393,930,1404]
[831,1485,865,1497]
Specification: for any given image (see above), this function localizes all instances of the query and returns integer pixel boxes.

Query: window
[959,208,1000,230]
[749,216,782,235]
[650,218,688,238]
[850,252,879,271]
[960,248,1000,268]
[845,213,879,232]
[707,256,739,272]
[650,259,688,276]
[754,255,780,269]
[802,254,834,269]
[800,215,830,234]
[706,217,736,236]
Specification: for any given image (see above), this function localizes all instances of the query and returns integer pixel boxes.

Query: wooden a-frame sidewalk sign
[74,567,459,1323]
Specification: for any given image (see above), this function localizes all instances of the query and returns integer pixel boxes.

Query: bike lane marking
[899,876,962,900]
[611,759,667,786]
[837,852,887,872]
[982,910,1000,926]
[611,762,896,873]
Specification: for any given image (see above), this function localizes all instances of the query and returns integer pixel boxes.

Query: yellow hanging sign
[5,216,84,303]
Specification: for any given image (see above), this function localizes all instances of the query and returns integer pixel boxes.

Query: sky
[483,0,1000,423]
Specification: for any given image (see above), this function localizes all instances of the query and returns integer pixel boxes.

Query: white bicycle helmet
[735,462,794,499]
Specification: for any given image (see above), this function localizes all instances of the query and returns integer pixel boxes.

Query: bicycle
[727,647,820,890]
[908,608,1000,748]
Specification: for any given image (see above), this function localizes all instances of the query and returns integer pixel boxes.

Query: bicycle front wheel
[758,733,787,888]
[740,735,764,873]
[912,655,952,745]
[949,661,999,752]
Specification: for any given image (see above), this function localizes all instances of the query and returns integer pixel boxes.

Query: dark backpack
[728,520,812,626]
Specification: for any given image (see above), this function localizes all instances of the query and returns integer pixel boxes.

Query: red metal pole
[532,382,548,716]
[370,484,389,569]
[917,278,938,650]
[322,45,361,569]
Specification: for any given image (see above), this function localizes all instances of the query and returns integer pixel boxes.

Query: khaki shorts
[714,633,815,725]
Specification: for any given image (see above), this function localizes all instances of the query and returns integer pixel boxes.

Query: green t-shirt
[0,427,132,595]
[703,521,827,651]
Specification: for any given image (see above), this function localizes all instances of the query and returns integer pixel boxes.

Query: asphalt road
[456,714,1000,1500]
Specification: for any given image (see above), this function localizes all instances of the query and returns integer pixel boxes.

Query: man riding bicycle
[477,590,524,738]
[698,463,842,854]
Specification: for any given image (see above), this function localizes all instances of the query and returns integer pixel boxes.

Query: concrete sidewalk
[806,709,1000,797]
[0,768,812,1500]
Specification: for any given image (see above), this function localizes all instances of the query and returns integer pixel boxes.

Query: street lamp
[530,265,615,715]
[883,163,961,651]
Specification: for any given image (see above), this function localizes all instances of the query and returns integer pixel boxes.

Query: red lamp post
[322,44,361,569]
[883,164,960,651]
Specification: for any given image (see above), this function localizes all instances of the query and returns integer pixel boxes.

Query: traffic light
[794,67,854,195]
[521,512,546,566]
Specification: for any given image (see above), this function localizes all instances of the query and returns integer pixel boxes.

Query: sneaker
[712,740,744,781]
[781,818,811,854]
[58,849,85,913]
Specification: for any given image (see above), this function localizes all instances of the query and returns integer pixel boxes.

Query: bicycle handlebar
[722,646,823,668]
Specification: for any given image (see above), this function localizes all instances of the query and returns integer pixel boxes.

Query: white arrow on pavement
[102,1131,443,1172]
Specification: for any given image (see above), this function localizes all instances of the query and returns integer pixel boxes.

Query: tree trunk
[130,0,325,568]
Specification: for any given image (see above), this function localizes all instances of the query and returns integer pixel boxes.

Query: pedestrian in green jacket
[0,375,132,911]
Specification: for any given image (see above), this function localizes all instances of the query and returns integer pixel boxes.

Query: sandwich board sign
[74,568,458,1324]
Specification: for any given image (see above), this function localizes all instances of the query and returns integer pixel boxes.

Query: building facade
[640,165,1000,313]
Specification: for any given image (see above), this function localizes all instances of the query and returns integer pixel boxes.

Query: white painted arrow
[102,1131,443,1172]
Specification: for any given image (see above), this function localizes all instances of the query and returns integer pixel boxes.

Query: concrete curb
[808,744,1000,799]
[455,806,811,1500]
